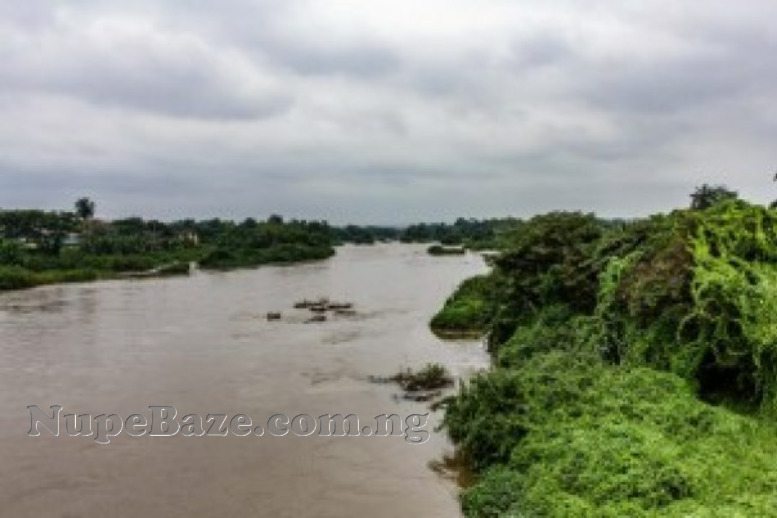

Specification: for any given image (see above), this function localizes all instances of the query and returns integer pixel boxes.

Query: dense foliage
[401,217,522,249]
[435,196,777,516]
[690,183,739,210]
[0,201,528,291]
[449,352,777,517]
[0,203,335,290]
[331,218,524,248]
[197,217,333,268]
[331,225,400,244]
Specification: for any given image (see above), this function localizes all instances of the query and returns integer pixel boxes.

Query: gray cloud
[0,9,292,119]
[0,1,775,222]
[261,40,399,78]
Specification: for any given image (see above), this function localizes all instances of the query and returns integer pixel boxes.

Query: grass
[0,266,99,290]
[0,244,335,292]
[430,275,499,337]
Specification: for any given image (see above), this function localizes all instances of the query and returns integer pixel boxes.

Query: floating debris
[294,297,329,309]
[402,390,442,402]
[390,364,454,391]
[327,302,353,310]
[427,245,466,256]
[370,363,454,404]
[293,298,358,322]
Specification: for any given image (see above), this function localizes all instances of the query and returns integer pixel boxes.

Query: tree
[690,184,738,210]
[771,170,777,210]
[241,217,258,228]
[75,197,96,220]
[0,239,24,265]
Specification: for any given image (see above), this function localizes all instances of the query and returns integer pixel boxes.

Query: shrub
[451,353,777,517]
[391,363,454,391]
[431,275,500,337]
[436,199,777,516]
[0,266,36,290]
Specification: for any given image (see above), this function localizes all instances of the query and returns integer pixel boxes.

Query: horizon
[0,183,764,227]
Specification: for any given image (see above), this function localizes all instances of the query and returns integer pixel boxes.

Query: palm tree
[690,184,738,210]
[75,197,95,221]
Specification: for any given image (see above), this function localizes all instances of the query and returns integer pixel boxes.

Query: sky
[0,1,775,224]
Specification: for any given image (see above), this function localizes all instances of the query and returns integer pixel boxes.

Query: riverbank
[433,200,777,516]
[0,210,336,292]
[0,244,335,292]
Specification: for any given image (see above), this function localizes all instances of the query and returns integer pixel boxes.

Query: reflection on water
[0,244,489,517]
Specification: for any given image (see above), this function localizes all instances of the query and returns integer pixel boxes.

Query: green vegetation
[690,183,739,210]
[331,225,400,244]
[449,352,777,517]
[435,191,777,516]
[391,363,454,391]
[74,197,96,220]
[196,216,333,269]
[331,218,523,248]
[0,199,335,291]
[401,217,522,249]
[0,266,98,290]
[431,275,500,338]
[0,200,528,291]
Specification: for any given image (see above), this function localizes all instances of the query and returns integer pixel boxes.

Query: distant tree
[690,184,738,210]
[75,197,96,220]
[772,170,777,210]
[0,239,24,265]
[268,214,284,225]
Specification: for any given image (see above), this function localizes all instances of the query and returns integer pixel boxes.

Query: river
[0,244,489,517]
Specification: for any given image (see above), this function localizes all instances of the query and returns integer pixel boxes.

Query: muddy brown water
[0,244,489,517]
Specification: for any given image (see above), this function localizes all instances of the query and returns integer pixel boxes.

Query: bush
[593,201,777,409]
[391,363,453,391]
[450,352,777,517]
[0,210,336,290]
[436,199,777,516]
[0,267,98,291]
[431,275,500,337]
[459,200,777,409]
[0,266,36,290]
[496,304,593,367]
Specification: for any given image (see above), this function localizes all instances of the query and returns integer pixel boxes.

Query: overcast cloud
[0,0,775,223]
